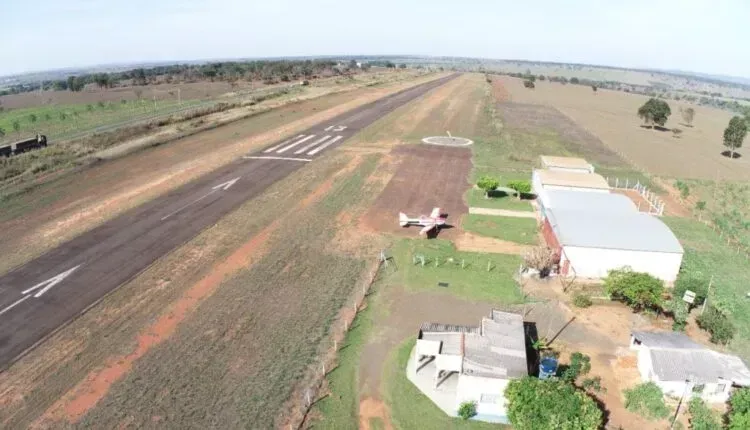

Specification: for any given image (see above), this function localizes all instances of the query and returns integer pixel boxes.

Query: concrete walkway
[468,207,537,219]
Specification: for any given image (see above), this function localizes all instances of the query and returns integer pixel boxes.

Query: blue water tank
[539,357,558,380]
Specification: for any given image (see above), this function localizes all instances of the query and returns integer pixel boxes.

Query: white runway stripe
[243,156,312,162]
[263,135,304,153]
[277,135,316,153]
[308,136,343,155]
[295,135,331,154]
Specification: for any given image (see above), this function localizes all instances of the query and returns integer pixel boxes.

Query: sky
[2,0,749,77]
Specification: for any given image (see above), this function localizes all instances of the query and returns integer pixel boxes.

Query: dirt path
[468,207,538,218]
[454,232,530,254]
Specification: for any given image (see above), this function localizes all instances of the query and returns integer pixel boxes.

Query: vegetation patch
[505,377,603,429]
[462,215,538,245]
[623,382,670,420]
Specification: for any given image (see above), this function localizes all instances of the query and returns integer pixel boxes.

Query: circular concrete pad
[422,136,474,146]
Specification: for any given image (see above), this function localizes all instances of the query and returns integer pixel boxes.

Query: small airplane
[399,207,447,235]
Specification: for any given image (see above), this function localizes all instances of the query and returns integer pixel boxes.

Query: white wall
[546,166,594,174]
[456,375,510,421]
[636,348,653,381]
[563,246,683,282]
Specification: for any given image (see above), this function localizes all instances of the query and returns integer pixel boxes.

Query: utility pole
[671,377,692,429]
[702,276,714,314]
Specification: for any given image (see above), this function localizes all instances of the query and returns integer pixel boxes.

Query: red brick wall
[541,218,562,262]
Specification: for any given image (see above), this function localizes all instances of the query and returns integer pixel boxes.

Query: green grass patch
[384,339,506,429]
[663,216,750,359]
[462,214,538,245]
[466,187,534,211]
[390,239,524,303]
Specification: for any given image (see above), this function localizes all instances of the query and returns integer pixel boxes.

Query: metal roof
[421,332,464,356]
[633,331,750,385]
[539,189,637,213]
[547,208,683,253]
[535,170,610,190]
[540,155,593,170]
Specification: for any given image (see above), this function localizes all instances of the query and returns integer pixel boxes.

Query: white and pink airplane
[399,207,447,235]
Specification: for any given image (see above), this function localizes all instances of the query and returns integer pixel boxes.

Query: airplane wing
[430,207,441,219]
[420,224,436,235]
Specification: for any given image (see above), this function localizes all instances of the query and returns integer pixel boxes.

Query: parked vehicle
[0,134,48,157]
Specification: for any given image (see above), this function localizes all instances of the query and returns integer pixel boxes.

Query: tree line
[0,59,358,95]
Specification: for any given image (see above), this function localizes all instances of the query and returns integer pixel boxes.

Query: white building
[537,189,637,221]
[539,155,595,174]
[532,169,610,196]
[409,310,527,424]
[543,208,683,282]
[630,331,750,403]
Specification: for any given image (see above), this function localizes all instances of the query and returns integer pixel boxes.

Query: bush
[506,377,603,430]
[623,382,670,420]
[729,413,750,430]
[674,274,708,308]
[572,293,592,308]
[560,352,591,383]
[523,80,535,89]
[697,305,735,344]
[665,299,689,332]
[687,398,722,430]
[457,401,477,420]
[476,176,500,197]
[604,268,664,311]
[507,180,532,196]
[582,376,605,393]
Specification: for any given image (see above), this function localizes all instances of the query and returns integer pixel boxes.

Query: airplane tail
[399,212,409,227]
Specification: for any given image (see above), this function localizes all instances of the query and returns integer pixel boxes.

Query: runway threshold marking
[160,177,240,221]
[307,136,343,155]
[276,135,317,153]
[243,156,312,162]
[295,135,331,154]
[0,265,82,317]
[263,136,303,153]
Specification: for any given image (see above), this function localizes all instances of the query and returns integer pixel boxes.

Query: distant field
[496,76,748,180]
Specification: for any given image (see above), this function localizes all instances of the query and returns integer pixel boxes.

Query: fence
[281,253,385,429]
[606,176,665,216]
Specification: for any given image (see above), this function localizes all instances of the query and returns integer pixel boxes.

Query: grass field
[497,76,747,181]
[663,217,750,359]
[462,214,538,245]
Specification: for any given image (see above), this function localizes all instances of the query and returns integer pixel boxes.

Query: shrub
[560,352,591,383]
[523,80,535,89]
[697,305,735,344]
[687,398,721,430]
[457,401,477,420]
[604,268,664,311]
[476,176,500,197]
[623,382,670,420]
[665,299,689,331]
[674,274,708,308]
[582,376,606,393]
[729,413,750,430]
[507,180,532,197]
[572,293,592,308]
[506,377,603,430]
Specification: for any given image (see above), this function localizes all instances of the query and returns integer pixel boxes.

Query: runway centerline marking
[276,135,316,153]
[308,135,343,155]
[295,135,331,154]
[1,265,83,317]
[0,296,30,317]
[243,156,312,162]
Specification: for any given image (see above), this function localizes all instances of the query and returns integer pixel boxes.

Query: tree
[728,388,750,429]
[477,176,500,198]
[12,120,21,136]
[457,401,477,420]
[507,180,532,200]
[506,377,603,430]
[687,398,722,430]
[538,75,546,81]
[523,80,535,89]
[94,73,110,89]
[398,63,407,69]
[638,98,672,127]
[560,352,591,383]
[44,113,52,121]
[385,61,396,69]
[29,113,37,125]
[570,77,580,84]
[681,107,695,126]
[604,268,664,311]
[623,382,670,420]
[592,85,598,92]
[723,116,748,159]
[697,305,735,344]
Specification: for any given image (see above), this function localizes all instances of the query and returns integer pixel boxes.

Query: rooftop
[540,155,593,170]
[535,169,610,190]
[539,189,637,214]
[547,208,683,253]
[633,331,750,385]
[419,310,527,379]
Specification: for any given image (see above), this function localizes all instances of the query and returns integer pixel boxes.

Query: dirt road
[0,74,458,369]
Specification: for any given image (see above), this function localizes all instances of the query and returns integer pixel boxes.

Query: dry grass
[498,76,747,180]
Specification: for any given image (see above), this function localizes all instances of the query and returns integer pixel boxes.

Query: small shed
[543,208,683,282]
[539,155,595,174]
[537,189,637,220]
[630,331,750,403]
[531,170,610,196]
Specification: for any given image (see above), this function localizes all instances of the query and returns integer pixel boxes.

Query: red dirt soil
[363,145,471,240]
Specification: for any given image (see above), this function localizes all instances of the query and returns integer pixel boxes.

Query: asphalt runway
[0,74,458,369]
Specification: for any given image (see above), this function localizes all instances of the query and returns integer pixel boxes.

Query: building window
[692,384,705,394]
[480,393,501,404]
[716,384,727,394]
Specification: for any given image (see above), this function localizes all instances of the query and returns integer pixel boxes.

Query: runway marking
[0,295,30,317]
[243,156,312,162]
[295,135,331,154]
[276,135,316,153]
[22,265,82,298]
[161,177,240,221]
[263,135,303,153]
[307,135,343,155]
